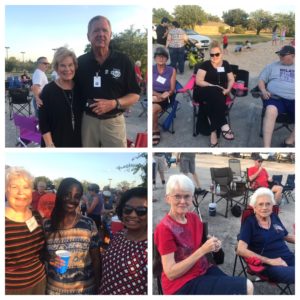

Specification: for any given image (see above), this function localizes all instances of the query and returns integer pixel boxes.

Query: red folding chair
[232,205,293,295]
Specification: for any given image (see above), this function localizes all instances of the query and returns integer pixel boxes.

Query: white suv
[184,29,211,49]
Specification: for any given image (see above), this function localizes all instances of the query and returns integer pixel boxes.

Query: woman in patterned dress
[43,178,100,295]
[99,187,147,295]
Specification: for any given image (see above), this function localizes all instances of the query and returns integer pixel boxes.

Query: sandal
[153,131,160,146]
[281,140,294,147]
[210,142,219,147]
[221,128,234,140]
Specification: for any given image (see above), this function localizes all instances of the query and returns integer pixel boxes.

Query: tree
[5,57,18,73]
[249,10,274,35]
[206,14,221,23]
[152,8,173,24]
[116,181,132,190]
[52,177,64,191]
[222,9,249,27]
[273,12,295,37]
[173,5,207,29]
[117,153,147,188]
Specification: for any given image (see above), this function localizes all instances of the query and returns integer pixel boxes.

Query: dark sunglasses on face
[210,53,220,57]
[123,205,147,216]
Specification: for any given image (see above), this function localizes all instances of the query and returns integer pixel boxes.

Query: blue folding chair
[159,80,182,134]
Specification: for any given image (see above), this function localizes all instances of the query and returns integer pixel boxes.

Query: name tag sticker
[217,67,225,72]
[94,76,101,87]
[156,75,166,85]
[26,216,39,232]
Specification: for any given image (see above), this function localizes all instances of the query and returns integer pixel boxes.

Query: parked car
[276,153,294,163]
[184,29,211,50]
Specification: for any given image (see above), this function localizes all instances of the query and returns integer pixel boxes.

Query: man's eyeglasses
[123,205,147,216]
[40,62,49,65]
[279,53,292,57]
[210,53,220,57]
[258,160,263,163]
[170,194,193,201]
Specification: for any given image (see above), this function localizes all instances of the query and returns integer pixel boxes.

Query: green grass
[208,34,272,45]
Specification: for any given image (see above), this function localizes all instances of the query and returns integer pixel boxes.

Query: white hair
[249,187,276,207]
[166,174,194,195]
[5,167,34,191]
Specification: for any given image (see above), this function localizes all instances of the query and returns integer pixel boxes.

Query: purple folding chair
[13,113,41,147]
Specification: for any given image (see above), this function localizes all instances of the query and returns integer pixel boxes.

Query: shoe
[210,142,218,147]
[162,180,165,185]
[280,140,294,147]
[153,131,160,146]
[221,128,234,140]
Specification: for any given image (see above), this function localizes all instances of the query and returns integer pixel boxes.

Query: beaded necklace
[61,89,75,130]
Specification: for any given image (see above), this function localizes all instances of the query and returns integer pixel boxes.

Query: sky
[4,4,148,61]
[5,152,146,188]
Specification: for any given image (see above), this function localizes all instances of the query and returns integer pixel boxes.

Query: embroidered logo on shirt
[273,224,284,232]
[111,69,121,79]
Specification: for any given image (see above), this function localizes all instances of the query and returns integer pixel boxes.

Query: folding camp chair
[138,98,147,117]
[232,205,293,295]
[8,88,32,120]
[282,174,295,202]
[228,158,246,181]
[250,86,294,138]
[210,167,246,218]
[13,113,41,147]
[158,80,182,134]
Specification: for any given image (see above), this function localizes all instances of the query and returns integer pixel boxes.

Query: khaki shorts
[82,113,127,147]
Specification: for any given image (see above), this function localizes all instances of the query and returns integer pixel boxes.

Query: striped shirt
[5,211,46,292]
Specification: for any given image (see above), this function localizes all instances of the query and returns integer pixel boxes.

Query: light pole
[5,46,10,60]
[20,51,25,63]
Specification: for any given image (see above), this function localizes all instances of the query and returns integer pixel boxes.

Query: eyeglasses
[40,62,49,65]
[123,205,147,216]
[210,53,220,57]
[279,53,292,57]
[258,160,263,163]
[170,194,193,201]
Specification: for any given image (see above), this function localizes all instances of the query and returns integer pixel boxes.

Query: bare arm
[87,196,99,215]
[42,132,55,148]
[248,167,263,182]
[237,240,288,267]
[224,72,235,95]
[284,234,295,244]
[161,237,219,281]
[258,79,271,99]
[90,93,140,115]
[31,84,43,107]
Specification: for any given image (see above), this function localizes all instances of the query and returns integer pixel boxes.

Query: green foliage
[206,14,221,22]
[173,5,207,29]
[249,9,273,35]
[234,25,246,34]
[273,12,295,37]
[117,153,147,188]
[152,8,173,24]
[110,26,147,74]
[116,181,132,190]
[222,9,249,27]
[219,26,225,34]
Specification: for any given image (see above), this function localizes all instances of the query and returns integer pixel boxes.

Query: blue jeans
[169,46,185,73]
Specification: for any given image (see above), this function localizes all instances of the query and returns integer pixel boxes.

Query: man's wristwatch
[115,98,121,110]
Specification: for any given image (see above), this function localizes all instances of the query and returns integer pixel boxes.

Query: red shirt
[248,166,269,189]
[31,191,46,211]
[154,212,210,295]
[223,35,228,44]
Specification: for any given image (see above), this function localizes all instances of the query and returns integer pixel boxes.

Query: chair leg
[232,254,238,276]
[193,105,197,136]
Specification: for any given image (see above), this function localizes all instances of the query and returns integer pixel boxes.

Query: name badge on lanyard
[217,67,225,73]
[94,72,101,87]
[25,216,39,232]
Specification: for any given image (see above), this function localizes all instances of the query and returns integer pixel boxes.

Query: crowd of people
[153,17,295,148]
[153,154,295,295]
[5,166,148,295]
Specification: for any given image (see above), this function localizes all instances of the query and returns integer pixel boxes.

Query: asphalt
[153,52,294,148]
[152,153,295,295]
[5,92,147,147]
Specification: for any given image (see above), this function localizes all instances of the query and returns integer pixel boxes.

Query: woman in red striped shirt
[5,167,46,295]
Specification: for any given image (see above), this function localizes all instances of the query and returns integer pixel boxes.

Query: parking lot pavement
[152,154,295,295]
[5,94,147,147]
[154,62,293,148]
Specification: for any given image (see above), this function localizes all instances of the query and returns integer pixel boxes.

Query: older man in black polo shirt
[76,15,140,147]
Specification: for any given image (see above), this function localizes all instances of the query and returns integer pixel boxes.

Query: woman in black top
[194,41,235,147]
[39,47,82,147]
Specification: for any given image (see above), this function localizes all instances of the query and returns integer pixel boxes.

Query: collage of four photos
[4,2,296,296]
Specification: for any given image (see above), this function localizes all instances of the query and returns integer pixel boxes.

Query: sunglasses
[123,205,147,216]
[210,53,220,57]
